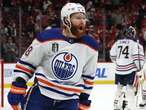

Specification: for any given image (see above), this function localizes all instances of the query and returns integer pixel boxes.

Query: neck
[62,28,77,38]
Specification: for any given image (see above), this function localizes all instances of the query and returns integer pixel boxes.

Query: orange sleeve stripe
[16,64,34,74]
[10,85,26,94]
[79,103,90,110]
[10,90,26,94]
[11,85,26,91]
[84,80,94,85]
[38,78,81,93]
[12,105,21,110]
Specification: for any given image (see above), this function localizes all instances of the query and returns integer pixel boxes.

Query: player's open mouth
[79,26,83,30]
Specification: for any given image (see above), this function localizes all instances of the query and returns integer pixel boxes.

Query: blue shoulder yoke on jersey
[36,28,98,51]
[80,35,98,51]
[36,28,65,42]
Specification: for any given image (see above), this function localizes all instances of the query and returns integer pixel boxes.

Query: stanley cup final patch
[52,42,59,52]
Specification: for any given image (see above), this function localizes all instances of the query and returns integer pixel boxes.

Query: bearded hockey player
[110,26,144,110]
[7,2,98,110]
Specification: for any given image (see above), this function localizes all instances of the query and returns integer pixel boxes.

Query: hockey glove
[7,78,27,109]
[78,93,91,110]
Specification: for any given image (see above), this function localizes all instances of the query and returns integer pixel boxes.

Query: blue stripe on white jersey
[35,73,85,99]
[14,60,36,81]
[18,60,36,70]
[116,63,137,72]
[82,74,95,80]
[39,84,79,97]
[35,73,92,90]
[132,54,144,61]
[14,70,32,78]
[76,84,93,90]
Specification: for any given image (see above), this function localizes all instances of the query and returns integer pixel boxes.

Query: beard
[70,25,86,38]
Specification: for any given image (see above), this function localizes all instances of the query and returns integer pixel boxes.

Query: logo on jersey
[52,52,78,80]
[52,42,59,52]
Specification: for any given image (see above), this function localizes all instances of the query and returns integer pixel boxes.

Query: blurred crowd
[0,0,146,62]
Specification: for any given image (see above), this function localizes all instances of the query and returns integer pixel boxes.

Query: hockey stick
[135,76,143,108]
[137,39,142,71]
[135,39,145,108]
[136,77,143,108]
[23,84,36,110]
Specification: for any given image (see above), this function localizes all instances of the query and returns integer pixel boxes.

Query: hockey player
[110,26,145,110]
[7,2,98,110]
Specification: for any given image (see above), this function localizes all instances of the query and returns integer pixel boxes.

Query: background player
[7,2,98,110]
[110,26,145,110]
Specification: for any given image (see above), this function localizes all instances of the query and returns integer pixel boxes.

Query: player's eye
[71,13,86,19]
[76,16,85,19]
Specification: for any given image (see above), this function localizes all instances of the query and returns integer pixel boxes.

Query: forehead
[70,12,86,17]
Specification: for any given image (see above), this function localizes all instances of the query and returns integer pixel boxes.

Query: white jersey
[13,28,98,100]
[110,38,144,75]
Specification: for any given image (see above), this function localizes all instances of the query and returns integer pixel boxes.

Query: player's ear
[63,17,70,27]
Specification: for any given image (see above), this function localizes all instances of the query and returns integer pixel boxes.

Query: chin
[71,27,86,38]
[77,30,85,37]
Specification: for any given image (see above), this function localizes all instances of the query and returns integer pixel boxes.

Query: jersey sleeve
[81,50,98,96]
[132,42,145,71]
[13,42,46,82]
[110,42,117,63]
